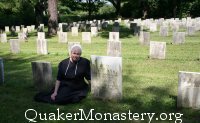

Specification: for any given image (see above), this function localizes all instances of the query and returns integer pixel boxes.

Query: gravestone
[15,26,20,32]
[37,32,45,39]
[139,31,150,45]
[159,26,168,36]
[150,23,157,32]
[109,32,119,42]
[31,61,53,91]
[149,41,166,59]
[0,58,4,84]
[177,71,200,109]
[187,26,196,36]
[5,26,9,32]
[91,55,122,101]
[68,42,81,55]
[71,27,78,36]
[37,39,48,55]
[91,27,98,37]
[0,33,7,43]
[27,26,32,32]
[9,39,20,54]
[31,25,35,31]
[58,32,68,43]
[130,23,138,35]
[173,32,185,44]
[107,41,121,57]
[82,32,91,43]
[18,33,26,42]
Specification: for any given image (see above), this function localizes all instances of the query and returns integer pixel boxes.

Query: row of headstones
[140,31,186,45]
[57,18,122,32]
[130,23,197,37]
[29,58,200,108]
[0,32,28,43]
[4,25,35,33]
[128,18,200,36]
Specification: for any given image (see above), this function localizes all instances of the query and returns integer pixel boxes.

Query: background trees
[0,0,200,34]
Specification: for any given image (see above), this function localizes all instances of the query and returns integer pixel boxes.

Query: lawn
[0,23,200,123]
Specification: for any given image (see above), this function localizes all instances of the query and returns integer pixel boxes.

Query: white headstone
[37,32,45,39]
[187,26,196,36]
[150,41,166,59]
[18,33,26,42]
[159,26,168,36]
[82,32,91,43]
[91,27,98,37]
[0,58,4,84]
[5,26,9,32]
[58,32,67,43]
[37,39,48,55]
[107,41,121,57]
[71,27,78,36]
[150,23,157,32]
[15,26,20,32]
[91,55,122,101]
[0,33,7,43]
[173,32,185,44]
[139,31,150,45]
[109,32,119,42]
[9,39,20,54]
[177,71,200,109]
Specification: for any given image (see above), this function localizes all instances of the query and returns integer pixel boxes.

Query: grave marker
[91,55,122,101]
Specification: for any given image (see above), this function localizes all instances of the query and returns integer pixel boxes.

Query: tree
[106,0,121,16]
[47,0,58,35]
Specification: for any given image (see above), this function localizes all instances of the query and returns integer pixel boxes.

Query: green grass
[0,24,200,123]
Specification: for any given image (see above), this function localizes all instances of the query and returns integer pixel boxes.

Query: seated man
[34,44,91,104]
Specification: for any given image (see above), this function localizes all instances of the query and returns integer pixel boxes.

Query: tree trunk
[48,0,58,36]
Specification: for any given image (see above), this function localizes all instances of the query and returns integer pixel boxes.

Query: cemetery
[0,0,200,123]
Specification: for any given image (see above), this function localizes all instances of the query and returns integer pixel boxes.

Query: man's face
[71,49,81,62]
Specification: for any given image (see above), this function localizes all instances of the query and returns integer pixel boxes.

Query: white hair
[70,44,82,54]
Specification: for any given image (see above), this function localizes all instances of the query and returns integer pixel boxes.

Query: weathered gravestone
[31,61,53,91]
[109,32,119,42]
[107,41,121,57]
[68,42,81,55]
[159,26,168,36]
[37,32,47,55]
[31,25,35,31]
[149,41,166,59]
[91,27,98,37]
[9,39,20,54]
[173,32,185,44]
[91,55,122,101]
[177,71,200,109]
[82,32,91,43]
[71,27,78,36]
[0,58,4,84]
[139,31,150,45]
[58,32,67,43]
[0,33,7,43]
